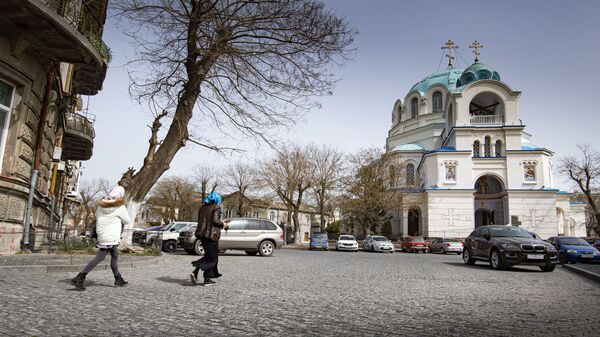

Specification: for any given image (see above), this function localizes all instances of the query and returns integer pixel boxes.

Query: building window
[495,140,503,157]
[406,163,415,186]
[432,91,443,113]
[411,97,418,118]
[305,215,310,224]
[484,136,491,157]
[270,212,275,221]
[473,141,480,157]
[389,165,396,188]
[0,79,14,169]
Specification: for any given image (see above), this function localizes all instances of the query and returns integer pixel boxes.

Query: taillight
[446,243,451,247]
[280,234,284,240]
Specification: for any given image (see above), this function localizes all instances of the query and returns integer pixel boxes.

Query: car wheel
[540,264,555,272]
[184,248,196,255]
[442,248,447,255]
[558,252,568,264]
[245,250,258,256]
[194,240,205,255]
[490,250,506,270]
[463,248,476,265]
[163,240,177,252]
[258,240,275,257]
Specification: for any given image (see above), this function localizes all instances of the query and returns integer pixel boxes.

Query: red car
[401,236,430,253]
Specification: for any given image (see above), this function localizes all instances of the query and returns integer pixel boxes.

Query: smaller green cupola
[456,63,501,88]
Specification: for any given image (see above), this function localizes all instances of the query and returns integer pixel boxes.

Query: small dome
[391,143,425,152]
[409,67,465,95]
[456,63,500,87]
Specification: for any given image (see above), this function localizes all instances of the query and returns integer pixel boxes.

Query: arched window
[447,104,453,125]
[406,163,415,186]
[432,91,443,113]
[484,136,491,157]
[411,98,419,118]
[495,140,503,157]
[389,165,396,188]
[473,141,480,157]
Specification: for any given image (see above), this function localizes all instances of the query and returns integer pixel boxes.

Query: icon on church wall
[524,165,536,182]
[445,166,456,181]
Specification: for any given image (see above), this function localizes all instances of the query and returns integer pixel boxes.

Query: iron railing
[64,111,95,139]
[43,0,110,62]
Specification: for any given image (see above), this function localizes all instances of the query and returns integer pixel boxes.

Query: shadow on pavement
[156,276,193,286]
[442,261,546,273]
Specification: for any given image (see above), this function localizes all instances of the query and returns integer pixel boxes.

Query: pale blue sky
[84,0,600,190]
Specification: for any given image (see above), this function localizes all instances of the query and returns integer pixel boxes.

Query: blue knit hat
[204,192,222,205]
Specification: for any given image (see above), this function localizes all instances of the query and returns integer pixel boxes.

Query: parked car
[584,237,600,251]
[178,218,284,257]
[401,236,430,253]
[132,226,163,245]
[335,235,358,252]
[547,236,600,264]
[363,235,394,253]
[462,225,557,272]
[429,238,463,254]
[157,221,196,252]
[309,233,329,250]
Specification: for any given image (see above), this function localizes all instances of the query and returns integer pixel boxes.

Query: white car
[335,235,359,252]
[363,235,394,253]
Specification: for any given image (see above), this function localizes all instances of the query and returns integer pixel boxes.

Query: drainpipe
[47,133,63,252]
[22,65,55,250]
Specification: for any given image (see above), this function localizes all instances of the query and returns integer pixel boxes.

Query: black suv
[462,225,557,272]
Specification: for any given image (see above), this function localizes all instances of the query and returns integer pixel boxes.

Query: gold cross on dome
[441,39,458,67]
[469,40,484,62]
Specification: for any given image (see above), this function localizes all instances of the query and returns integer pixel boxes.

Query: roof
[521,143,541,151]
[409,67,465,95]
[390,143,425,152]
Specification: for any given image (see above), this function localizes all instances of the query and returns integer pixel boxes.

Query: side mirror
[483,233,491,240]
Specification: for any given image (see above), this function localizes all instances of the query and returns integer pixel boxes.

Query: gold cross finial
[441,39,459,67]
[469,40,483,62]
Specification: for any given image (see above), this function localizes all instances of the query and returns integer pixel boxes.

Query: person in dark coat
[190,192,226,286]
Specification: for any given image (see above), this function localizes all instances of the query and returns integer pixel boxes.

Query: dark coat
[195,203,223,240]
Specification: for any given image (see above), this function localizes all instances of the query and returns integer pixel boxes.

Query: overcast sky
[83,0,600,191]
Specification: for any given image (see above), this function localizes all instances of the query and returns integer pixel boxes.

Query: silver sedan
[363,236,394,253]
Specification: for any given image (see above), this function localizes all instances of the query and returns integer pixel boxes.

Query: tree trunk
[293,208,302,245]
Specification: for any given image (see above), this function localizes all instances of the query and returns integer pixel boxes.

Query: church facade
[385,43,586,240]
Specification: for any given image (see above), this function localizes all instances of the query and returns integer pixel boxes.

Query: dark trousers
[194,237,219,281]
[82,245,120,277]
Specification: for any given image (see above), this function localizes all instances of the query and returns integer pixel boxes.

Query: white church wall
[427,190,475,238]
[504,128,523,152]
[505,152,549,190]
[507,191,558,239]
[454,82,521,127]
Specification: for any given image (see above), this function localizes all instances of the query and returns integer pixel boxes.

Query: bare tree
[190,164,219,201]
[113,0,356,247]
[261,145,312,244]
[223,162,257,217]
[559,144,600,235]
[148,176,198,223]
[340,148,406,238]
[308,144,344,231]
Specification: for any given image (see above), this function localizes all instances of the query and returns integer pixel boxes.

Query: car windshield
[162,223,175,231]
[558,237,589,246]
[339,235,355,241]
[373,237,388,241]
[443,238,459,242]
[312,234,327,239]
[173,223,190,232]
[410,237,425,242]
[489,227,532,238]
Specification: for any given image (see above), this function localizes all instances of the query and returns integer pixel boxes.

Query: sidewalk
[561,262,600,284]
[0,253,159,275]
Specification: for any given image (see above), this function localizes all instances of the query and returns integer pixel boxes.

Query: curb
[562,264,600,284]
[0,258,160,275]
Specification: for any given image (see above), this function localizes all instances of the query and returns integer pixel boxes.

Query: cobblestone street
[1,249,598,336]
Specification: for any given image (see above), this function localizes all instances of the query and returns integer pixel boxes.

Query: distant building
[0,0,110,253]
[384,41,586,239]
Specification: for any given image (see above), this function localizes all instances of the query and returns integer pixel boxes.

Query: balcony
[0,0,109,95]
[61,112,95,160]
[470,115,503,126]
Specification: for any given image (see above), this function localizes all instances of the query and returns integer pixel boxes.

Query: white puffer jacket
[95,198,131,246]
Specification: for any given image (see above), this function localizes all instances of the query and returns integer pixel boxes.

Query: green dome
[409,67,465,95]
[456,63,500,87]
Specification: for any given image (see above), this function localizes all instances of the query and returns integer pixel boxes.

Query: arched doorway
[473,175,508,227]
[408,208,420,236]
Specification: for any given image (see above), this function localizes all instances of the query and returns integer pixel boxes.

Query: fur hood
[97,198,125,209]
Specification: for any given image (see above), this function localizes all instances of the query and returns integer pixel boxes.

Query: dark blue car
[548,236,600,263]
[309,233,329,250]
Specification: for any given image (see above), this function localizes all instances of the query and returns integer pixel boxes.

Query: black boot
[71,272,86,291]
[114,274,128,287]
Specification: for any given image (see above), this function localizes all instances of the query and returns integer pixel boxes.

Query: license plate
[527,254,544,260]
[582,254,593,258]
[416,245,424,247]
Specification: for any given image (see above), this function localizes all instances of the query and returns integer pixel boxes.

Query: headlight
[566,249,577,254]
[545,245,557,252]
[500,243,520,250]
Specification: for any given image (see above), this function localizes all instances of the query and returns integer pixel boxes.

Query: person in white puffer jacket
[71,186,131,291]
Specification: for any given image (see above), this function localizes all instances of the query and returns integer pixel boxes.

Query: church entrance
[408,208,420,236]
[473,175,508,227]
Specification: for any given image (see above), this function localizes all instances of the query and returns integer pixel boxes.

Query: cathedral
[386,41,586,239]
